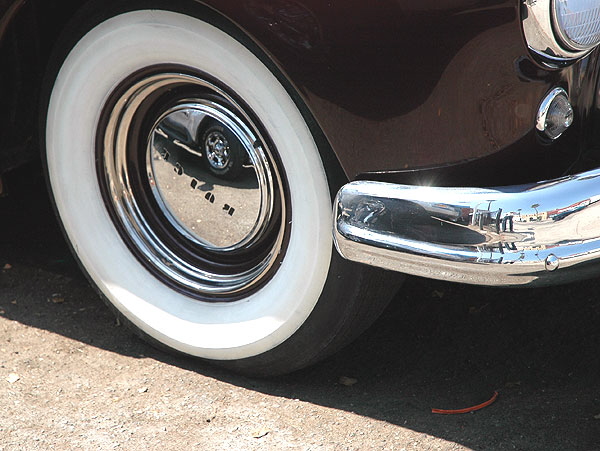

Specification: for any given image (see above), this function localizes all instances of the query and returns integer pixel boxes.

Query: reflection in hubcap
[148,104,269,251]
[98,72,286,297]
[205,131,230,169]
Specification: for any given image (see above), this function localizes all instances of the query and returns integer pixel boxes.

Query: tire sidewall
[44,8,334,361]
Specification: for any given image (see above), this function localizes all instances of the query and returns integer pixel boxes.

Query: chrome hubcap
[99,72,286,297]
[149,102,273,251]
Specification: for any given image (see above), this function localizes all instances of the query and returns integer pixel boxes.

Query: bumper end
[334,169,600,287]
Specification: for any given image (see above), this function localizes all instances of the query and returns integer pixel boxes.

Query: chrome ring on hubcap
[98,72,286,297]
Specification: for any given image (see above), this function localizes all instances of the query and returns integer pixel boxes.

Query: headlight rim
[552,0,600,52]
[522,0,600,67]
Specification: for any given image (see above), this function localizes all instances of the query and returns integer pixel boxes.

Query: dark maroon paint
[0,0,599,186]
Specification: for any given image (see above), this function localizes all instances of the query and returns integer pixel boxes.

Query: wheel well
[0,0,346,189]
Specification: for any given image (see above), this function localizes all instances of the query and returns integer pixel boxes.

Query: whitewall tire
[43,6,400,375]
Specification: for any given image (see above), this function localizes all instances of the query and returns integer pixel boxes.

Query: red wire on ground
[431,391,499,415]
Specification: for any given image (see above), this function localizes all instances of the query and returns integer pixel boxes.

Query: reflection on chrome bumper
[333,169,600,287]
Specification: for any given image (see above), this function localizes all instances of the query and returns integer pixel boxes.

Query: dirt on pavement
[0,167,599,450]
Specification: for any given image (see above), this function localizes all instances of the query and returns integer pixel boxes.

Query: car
[0,0,599,376]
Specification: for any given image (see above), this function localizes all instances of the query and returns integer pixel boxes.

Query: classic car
[0,0,599,376]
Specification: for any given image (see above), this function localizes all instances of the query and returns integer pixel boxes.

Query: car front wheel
[42,6,401,376]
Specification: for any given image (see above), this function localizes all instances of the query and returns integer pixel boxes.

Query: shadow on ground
[1,166,599,450]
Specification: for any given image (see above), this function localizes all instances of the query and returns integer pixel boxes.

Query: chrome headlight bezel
[522,0,600,66]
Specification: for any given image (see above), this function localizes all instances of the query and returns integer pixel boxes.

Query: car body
[0,0,599,375]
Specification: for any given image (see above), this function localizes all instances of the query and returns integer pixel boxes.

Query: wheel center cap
[147,104,272,251]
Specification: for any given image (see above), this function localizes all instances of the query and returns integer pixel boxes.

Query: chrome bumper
[333,168,600,287]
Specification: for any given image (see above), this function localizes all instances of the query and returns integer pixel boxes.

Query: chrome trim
[522,0,590,64]
[334,168,600,287]
[535,87,573,139]
[102,73,285,295]
[148,101,273,252]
